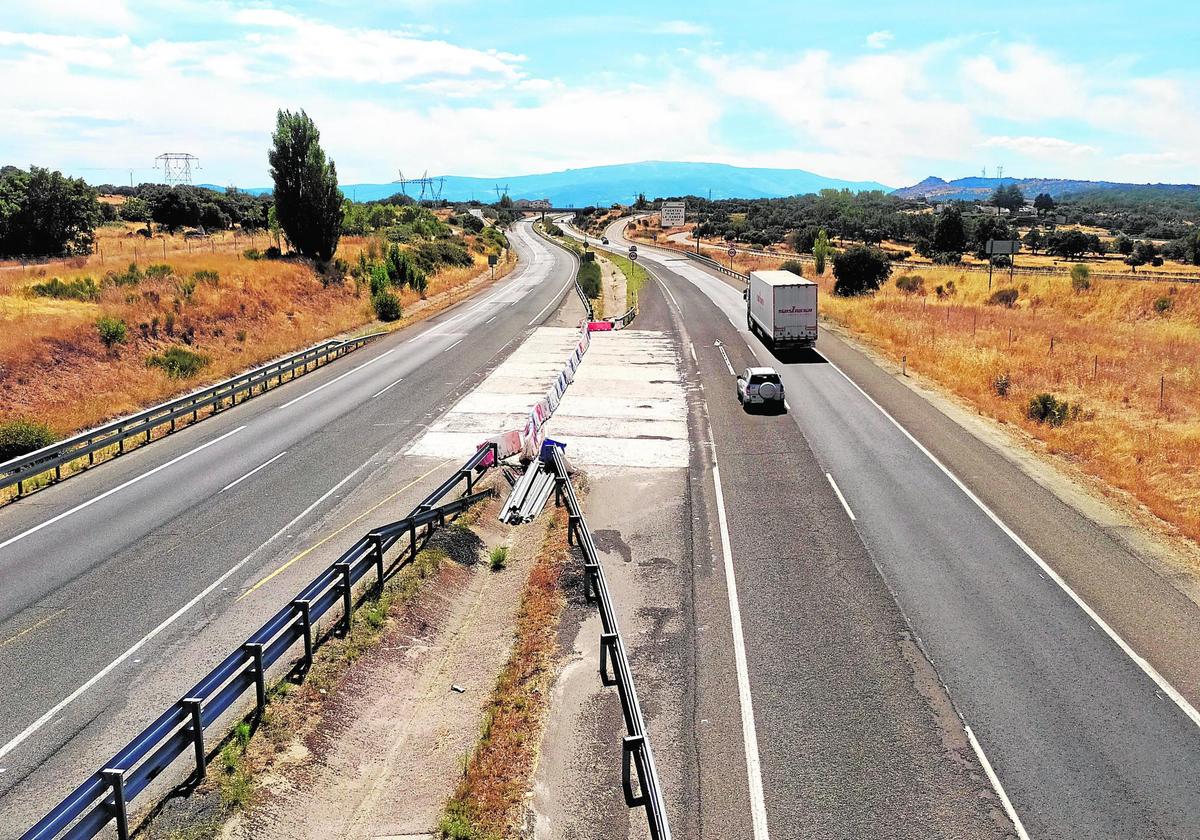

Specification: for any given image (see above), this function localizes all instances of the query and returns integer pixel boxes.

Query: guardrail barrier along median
[546,445,672,840]
[0,332,385,500]
[21,442,498,840]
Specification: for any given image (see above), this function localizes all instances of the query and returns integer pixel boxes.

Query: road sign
[629,244,637,252]
[986,239,1020,256]
[629,251,638,262]
[728,245,737,257]
[661,201,686,227]
[487,254,498,266]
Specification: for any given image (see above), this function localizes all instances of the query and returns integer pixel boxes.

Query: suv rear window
[748,373,781,385]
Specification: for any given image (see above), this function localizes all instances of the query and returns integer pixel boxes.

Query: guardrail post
[292,599,313,667]
[370,534,385,592]
[101,768,131,840]
[599,632,618,687]
[463,468,474,495]
[567,513,581,546]
[409,522,418,560]
[621,735,647,807]
[243,642,266,716]
[583,561,600,603]
[118,428,125,454]
[182,697,206,781]
[336,562,353,635]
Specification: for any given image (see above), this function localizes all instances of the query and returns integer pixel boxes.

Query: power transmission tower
[154,153,200,185]
[493,184,509,202]
[997,165,1004,180]
[395,170,444,202]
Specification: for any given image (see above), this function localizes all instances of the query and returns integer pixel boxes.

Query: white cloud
[653,20,709,36]
[981,135,1099,158]
[866,30,894,50]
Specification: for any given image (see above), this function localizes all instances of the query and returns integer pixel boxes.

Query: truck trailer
[745,270,818,350]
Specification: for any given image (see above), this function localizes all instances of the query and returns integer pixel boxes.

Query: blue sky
[1,1,1197,189]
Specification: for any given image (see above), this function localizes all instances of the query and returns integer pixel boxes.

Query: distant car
[736,367,786,412]
[601,236,609,244]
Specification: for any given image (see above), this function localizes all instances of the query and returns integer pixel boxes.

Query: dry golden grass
[814,263,1200,544]
[0,230,507,437]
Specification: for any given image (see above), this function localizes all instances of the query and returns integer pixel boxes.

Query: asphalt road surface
[572,217,1200,839]
[0,220,576,833]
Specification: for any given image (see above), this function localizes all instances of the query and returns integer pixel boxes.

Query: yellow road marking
[236,459,454,602]
[0,607,68,650]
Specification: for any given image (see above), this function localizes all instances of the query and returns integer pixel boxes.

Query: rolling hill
[206,161,891,206]
[893,175,1200,202]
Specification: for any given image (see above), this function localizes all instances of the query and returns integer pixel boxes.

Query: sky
[1,0,1198,190]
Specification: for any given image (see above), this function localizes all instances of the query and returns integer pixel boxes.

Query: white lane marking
[825,472,856,521]
[711,458,771,840]
[220,450,288,493]
[371,377,404,399]
[689,341,697,362]
[486,315,497,324]
[822,355,1200,730]
[528,279,573,325]
[0,460,367,762]
[966,725,1031,840]
[655,276,681,310]
[446,338,463,351]
[276,346,399,410]
[715,341,736,376]
[0,426,246,552]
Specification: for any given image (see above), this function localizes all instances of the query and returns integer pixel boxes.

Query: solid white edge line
[528,279,573,325]
[821,354,1200,730]
[689,341,697,362]
[655,276,681,310]
[220,450,288,493]
[446,338,464,351]
[276,346,399,410]
[0,425,247,551]
[966,725,1031,840]
[370,377,404,399]
[711,460,771,840]
[0,459,367,761]
[825,472,856,521]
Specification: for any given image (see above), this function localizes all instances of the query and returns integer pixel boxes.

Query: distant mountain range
[892,175,1200,202]
[202,160,891,206]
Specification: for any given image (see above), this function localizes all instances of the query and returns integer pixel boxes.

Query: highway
[572,217,1200,839]
[0,220,576,832]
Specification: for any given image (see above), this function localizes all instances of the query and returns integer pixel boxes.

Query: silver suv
[736,367,786,412]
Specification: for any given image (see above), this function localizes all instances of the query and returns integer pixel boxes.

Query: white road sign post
[728,244,737,271]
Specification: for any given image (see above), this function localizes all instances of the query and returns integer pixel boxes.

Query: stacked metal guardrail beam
[546,446,672,840]
[0,332,385,498]
[21,443,498,840]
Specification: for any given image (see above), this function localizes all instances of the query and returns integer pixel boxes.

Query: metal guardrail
[21,443,499,840]
[679,249,749,283]
[530,219,592,320]
[0,332,386,499]
[547,447,671,840]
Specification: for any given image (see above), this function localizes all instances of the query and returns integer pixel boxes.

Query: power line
[154,153,200,185]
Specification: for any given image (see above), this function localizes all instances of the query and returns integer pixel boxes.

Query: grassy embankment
[0,223,510,448]
[600,250,649,312]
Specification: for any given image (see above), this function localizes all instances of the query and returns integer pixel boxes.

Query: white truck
[745,270,818,350]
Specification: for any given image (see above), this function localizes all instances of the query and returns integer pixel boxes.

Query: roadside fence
[0,332,385,499]
[20,443,499,840]
[546,445,672,839]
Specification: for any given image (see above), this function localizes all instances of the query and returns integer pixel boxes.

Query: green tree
[1023,228,1043,254]
[992,184,1026,213]
[268,109,344,262]
[1033,193,1056,215]
[0,166,100,256]
[832,245,891,296]
[813,228,830,275]
[96,316,128,352]
[932,206,967,257]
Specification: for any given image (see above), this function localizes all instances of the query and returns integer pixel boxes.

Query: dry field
[0,226,507,437]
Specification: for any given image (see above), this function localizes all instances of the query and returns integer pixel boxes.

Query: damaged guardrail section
[21,443,498,840]
[546,446,672,840]
[0,331,385,499]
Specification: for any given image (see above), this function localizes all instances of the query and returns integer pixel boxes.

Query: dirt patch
[440,507,570,840]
